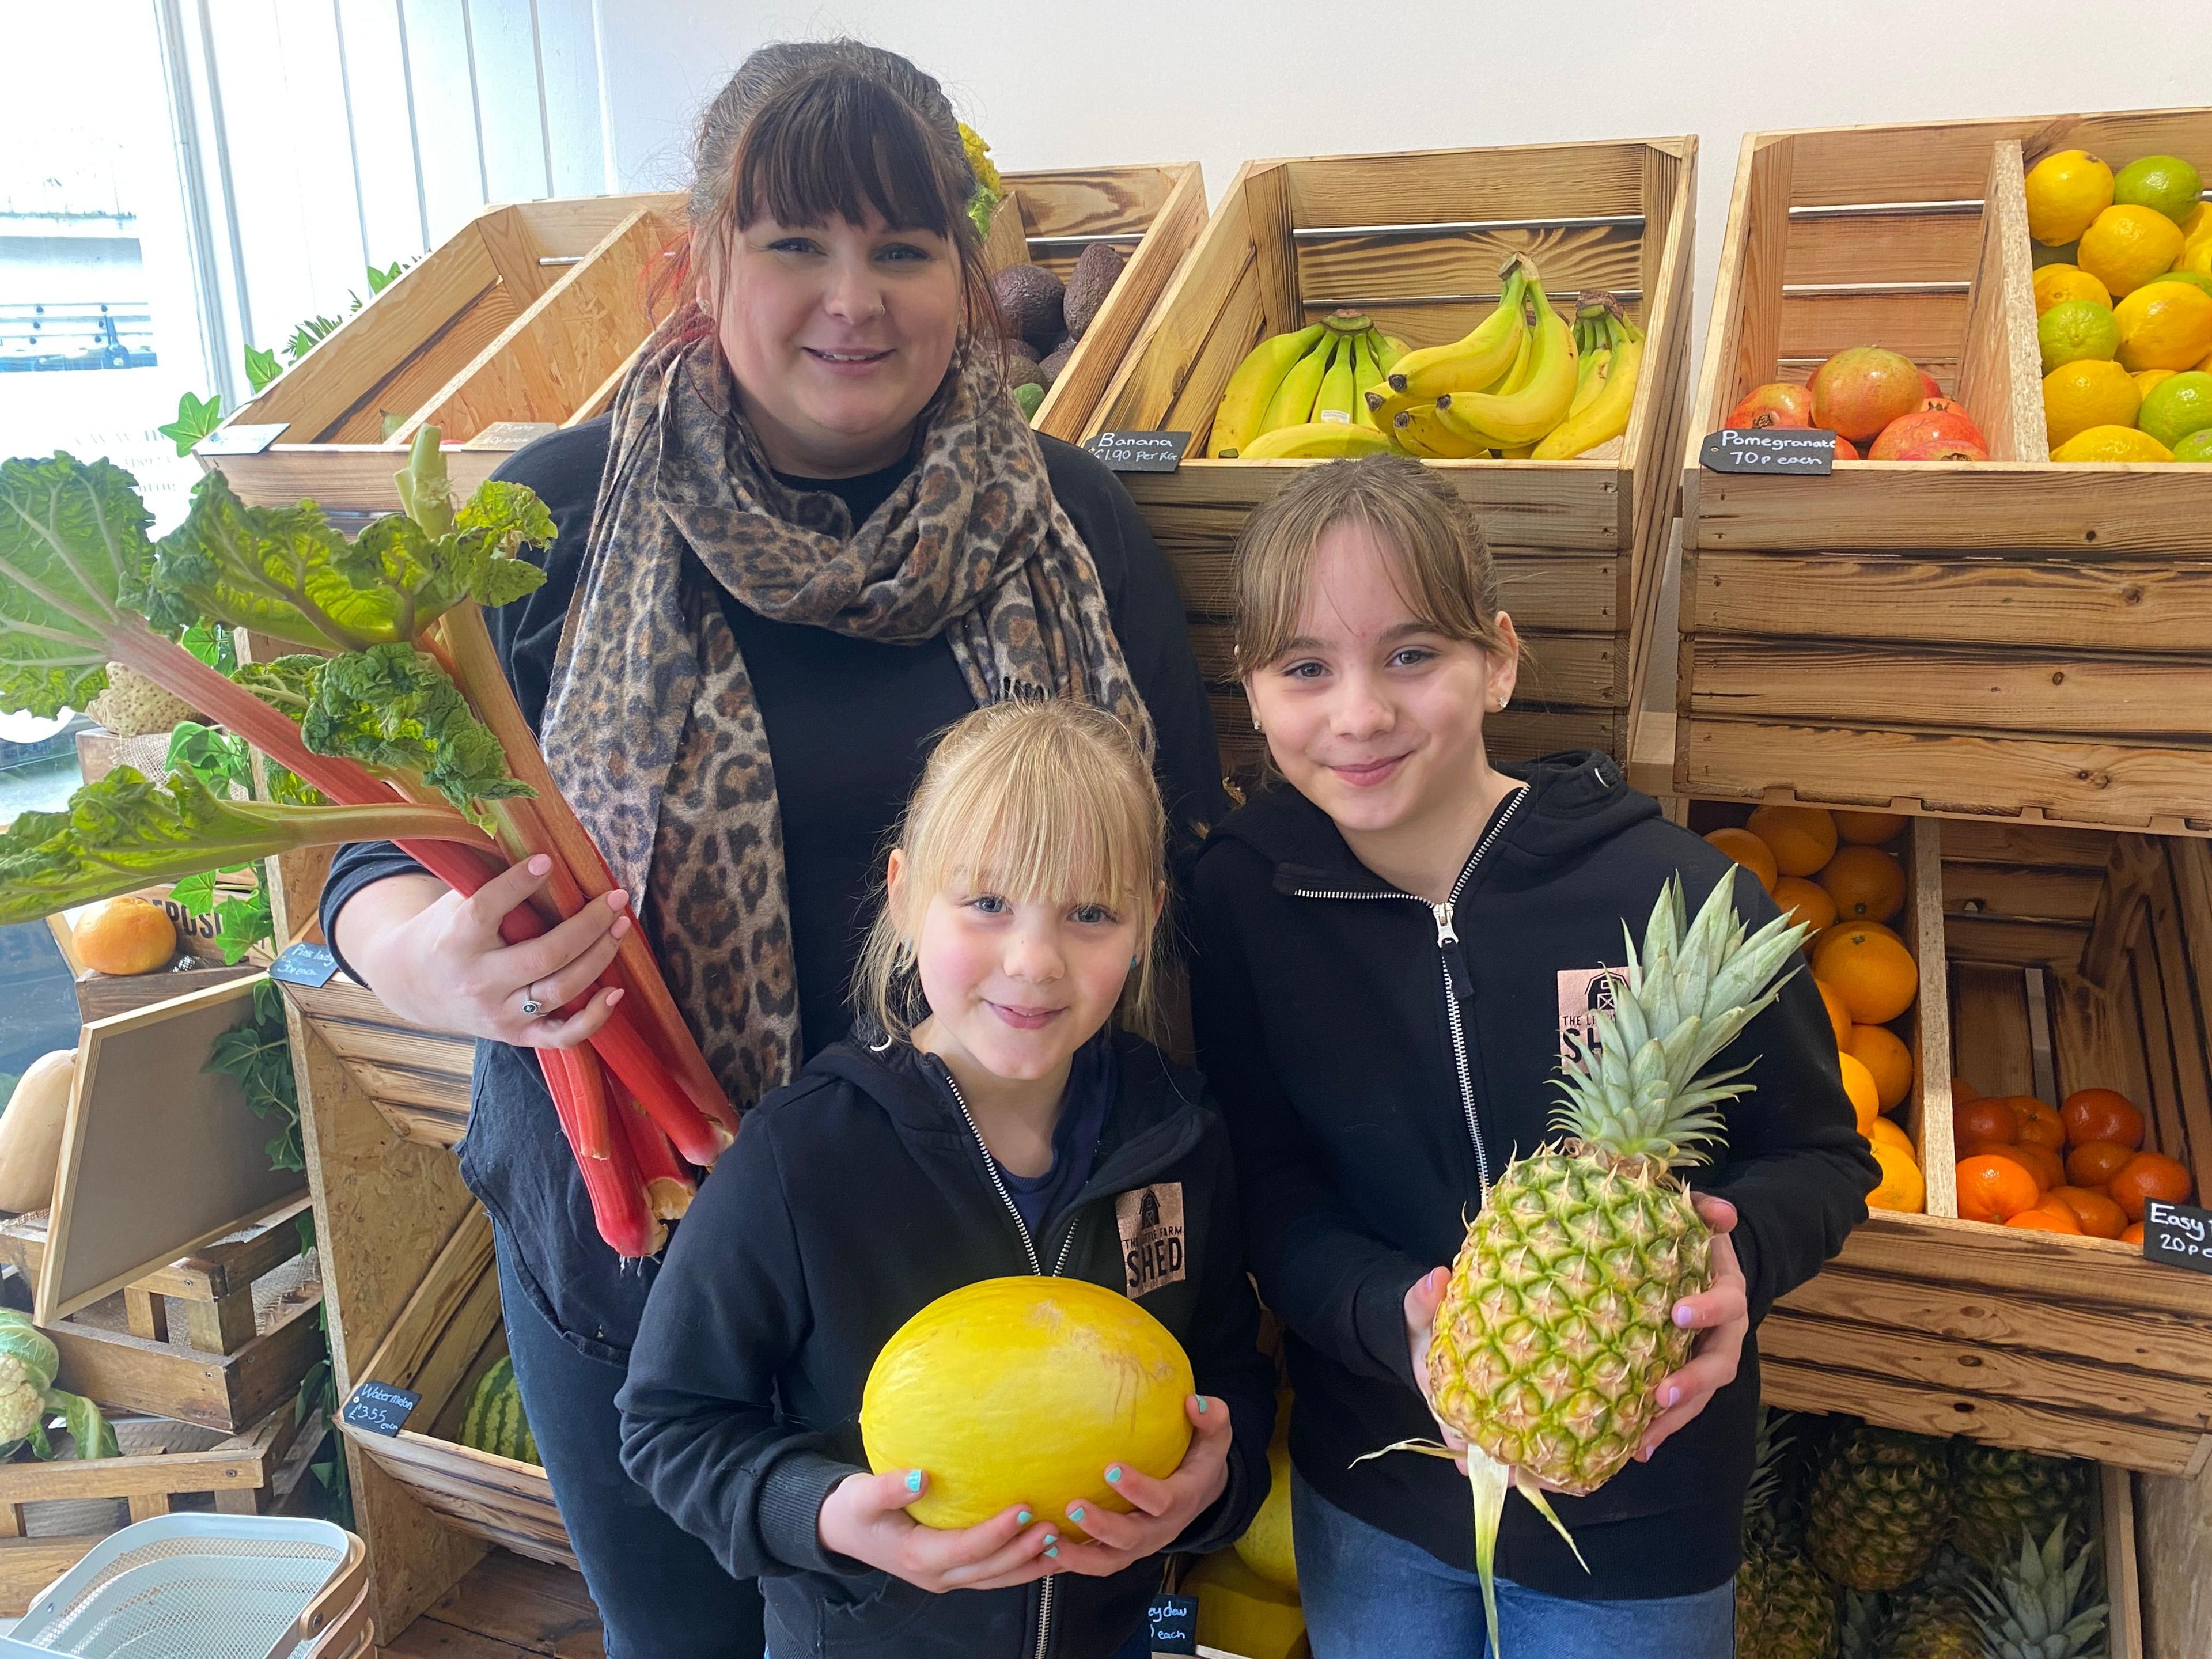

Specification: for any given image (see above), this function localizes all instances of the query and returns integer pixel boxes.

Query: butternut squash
[0,1050,78,1214]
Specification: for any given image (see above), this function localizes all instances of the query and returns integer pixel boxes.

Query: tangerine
[2065,1139,2136,1188]
[2108,1151,2194,1222]
[2008,1205,2082,1234]
[1819,846,1906,923]
[1747,805,1839,878]
[72,897,177,976]
[1832,810,1907,846]
[1958,1153,2045,1222]
[1999,1141,2067,1193]
[2059,1087,2145,1150]
[2044,1185,2127,1240]
[1955,1096,2021,1147]
[1815,980,1852,1050]
[1705,827,1778,893]
[2009,1098,2066,1152]
[1772,876,1839,939]
[2121,1222,2145,1245]
[1866,1140,1926,1214]
[1837,1053,1881,1136]
[1845,1024,1913,1113]
[1812,926,1918,1024]
[1951,1075,1982,1104]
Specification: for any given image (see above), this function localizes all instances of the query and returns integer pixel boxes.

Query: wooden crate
[1679,108,2212,835]
[1724,809,2212,1475]
[337,1207,573,1572]
[207,166,1203,516]
[1085,138,1699,786]
[279,977,472,1149]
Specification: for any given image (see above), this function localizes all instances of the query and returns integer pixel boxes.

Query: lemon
[2157,270,2212,303]
[2134,368,2179,399]
[2050,424,2175,464]
[2186,240,2212,279]
[2176,429,2212,461]
[2043,359,2140,448]
[2116,281,2212,371]
[2033,263,2111,315]
[2112,155,2205,228]
[2139,371,2212,451]
[2079,205,2188,296]
[2025,149,2114,245]
[2037,297,2121,372]
[2184,201,2211,245]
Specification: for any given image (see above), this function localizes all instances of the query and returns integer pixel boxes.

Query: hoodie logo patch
[1116,1184,1187,1300]
[1558,967,1623,1065]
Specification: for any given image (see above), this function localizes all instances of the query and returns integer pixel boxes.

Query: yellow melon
[860,1277,1192,1538]
[1233,1396,1296,1590]
[1189,1549,1306,1659]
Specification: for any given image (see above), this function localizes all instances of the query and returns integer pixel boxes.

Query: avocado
[1001,340,1044,389]
[1063,243,1127,340]
[993,263,1066,354]
[1013,381,1046,422]
[1037,339,1075,387]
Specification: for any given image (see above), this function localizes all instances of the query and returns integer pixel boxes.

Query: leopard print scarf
[539,312,1151,1108]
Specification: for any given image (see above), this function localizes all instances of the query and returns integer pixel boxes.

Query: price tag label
[1700,428,1839,475]
[342,1381,422,1437]
[2143,1199,2212,1274]
[1146,1593,1198,1654]
[1084,431,1190,473]
[270,942,340,989]
[194,422,289,457]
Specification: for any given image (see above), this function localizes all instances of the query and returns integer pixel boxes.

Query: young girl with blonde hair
[1188,454,1876,1657]
[622,699,1271,1658]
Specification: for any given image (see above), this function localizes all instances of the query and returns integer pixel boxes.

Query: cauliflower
[0,1313,113,1461]
[86,661,202,737]
[0,1376,41,1447]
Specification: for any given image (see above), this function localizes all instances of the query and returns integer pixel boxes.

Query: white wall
[589,0,2212,339]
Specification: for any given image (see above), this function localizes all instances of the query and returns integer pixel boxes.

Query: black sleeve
[1689,861,1884,1324]
[1041,437,1226,890]
[316,422,610,979]
[1187,848,1430,1395]
[617,1116,870,1583]
[1168,1114,1278,1556]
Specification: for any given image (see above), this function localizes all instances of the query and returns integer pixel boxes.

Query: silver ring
[519,991,544,1017]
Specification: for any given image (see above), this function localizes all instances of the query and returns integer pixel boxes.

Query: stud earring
[1252,719,1264,733]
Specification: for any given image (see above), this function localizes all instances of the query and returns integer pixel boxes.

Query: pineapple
[1969,1524,2108,1659]
[1838,1589,1889,1659]
[1950,1442,2089,1570]
[1737,1411,1837,1659]
[1807,1425,1952,1591]
[1878,1581,1984,1659]
[1416,873,1807,1653]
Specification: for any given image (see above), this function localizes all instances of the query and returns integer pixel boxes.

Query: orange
[2121,1222,2145,1245]
[1955,1096,2020,1147]
[2008,1204,2082,1234]
[1812,926,1918,1024]
[1772,876,1838,939]
[1958,1153,2044,1222]
[1845,1024,1913,1113]
[1705,827,1778,893]
[1866,1139,1927,1213]
[2066,1139,2136,1188]
[1816,919,1902,956]
[72,896,178,976]
[2059,1087,2145,1150]
[1818,846,1906,923]
[1868,1116,1915,1154]
[1998,1141,2067,1193]
[1815,980,1852,1050]
[2009,1097,2066,1152]
[1833,810,1908,846]
[1952,1074,1982,1104]
[1747,805,1839,878]
[1837,1053,1881,1135]
[2044,1185,2127,1239]
[2108,1151,2194,1222]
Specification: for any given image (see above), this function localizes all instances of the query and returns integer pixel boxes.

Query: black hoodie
[1187,751,1879,1600]
[617,1031,1275,1658]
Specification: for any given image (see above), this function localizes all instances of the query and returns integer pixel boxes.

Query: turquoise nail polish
[1105,1465,1123,1484]
[1043,1533,1058,1547]
[1196,1396,1207,1412]
[1017,1510,1032,1526]
[1067,1506,1085,1524]
[1045,1546,1058,1559]
[904,1469,922,1494]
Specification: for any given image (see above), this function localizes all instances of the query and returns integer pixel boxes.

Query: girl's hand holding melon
[1044,1395,1234,1578]
[817,1467,1060,1594]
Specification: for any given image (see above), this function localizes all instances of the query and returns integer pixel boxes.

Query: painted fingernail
[1105,1465,1123,1484]
[1045,1546,1058,1559]
[1664,1386,1680,1407]
[609,888,630,909]
[612,916,632,938]
[1017,1510,1032,1526]
[905,1469,922,1494]
[1195,1396,1207,1413]
[528,855,552,875]
[1067,1506,1085,1524]
[1043,1533,1058,1547]
[1674,1304,1695,1326]
[605,988,624,1007]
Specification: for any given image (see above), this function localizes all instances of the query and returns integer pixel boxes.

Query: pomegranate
[1810,349,1927,441]
[1834,435,1862,460]
[1726,382,1814,429]
[1870,408,1986,460]
[1892,435,1988,462]
[1919,369,1944,399]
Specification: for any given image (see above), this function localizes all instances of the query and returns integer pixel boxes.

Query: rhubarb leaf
[302,643,532,814]
[0,453,157,717]
[230,656,321,718]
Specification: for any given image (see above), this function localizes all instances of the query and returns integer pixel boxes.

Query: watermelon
[459,1357,540,1466]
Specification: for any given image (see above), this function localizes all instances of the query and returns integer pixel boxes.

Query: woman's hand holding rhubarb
[337,855,631,1048]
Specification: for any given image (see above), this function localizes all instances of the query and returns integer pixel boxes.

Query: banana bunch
[1208,309,1404,459]
[1530,293,1645,460]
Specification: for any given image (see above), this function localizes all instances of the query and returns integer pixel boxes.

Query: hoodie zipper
[930,1058,1077,1659]
[1290,789,1523,1197]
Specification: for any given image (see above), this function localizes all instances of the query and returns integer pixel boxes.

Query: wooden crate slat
[1945,915,2090,974]
[44,1290,326,1433]
[1942,859,2108,923]
[1293,221,1646,312]
[1782,202,1984,286]
[1907,816,1959,1215]
[1282,139,1658,227]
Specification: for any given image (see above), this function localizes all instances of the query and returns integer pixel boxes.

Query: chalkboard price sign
[1084,431,1190,473]
[1700,428,1839,476]
[270,942,340,989]
[2142,1199,2212,1275]
[1146,1593,1198,1654]
[343,1380,422,1437]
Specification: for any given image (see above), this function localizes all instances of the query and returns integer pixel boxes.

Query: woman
[323,40,1221,1657]
[1187,456,1877,1656]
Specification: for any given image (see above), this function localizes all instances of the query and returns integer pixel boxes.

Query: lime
[2050,424,2173,464]
[2037,298,2121,372]
[2043,358,2139,448]
[2134,368,2179,400]
[2112,155,2205,227]
[2025,150,2114,245]
[2156,269,2212,302]
[2080,205,2188,296]
[2138,371,2212,450]
[2175,429,2212,461]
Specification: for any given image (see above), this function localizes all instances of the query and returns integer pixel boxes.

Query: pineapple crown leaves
[1968,1523,2107,1658]
[1552,872,1810,1167]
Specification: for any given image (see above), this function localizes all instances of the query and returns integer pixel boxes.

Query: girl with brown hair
[320,40,1219,1656]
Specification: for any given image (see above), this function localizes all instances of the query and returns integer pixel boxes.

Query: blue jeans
[1291,1469,1735,1659]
